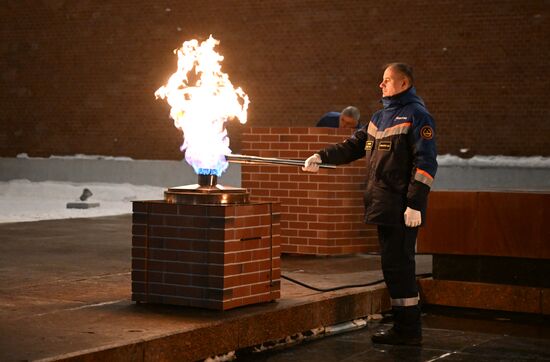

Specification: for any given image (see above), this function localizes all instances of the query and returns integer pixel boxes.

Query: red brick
[234,226,270,240]
[235,251,253,263]
[177,204,208,216]
[241,272,261,285]
[259,166,280,174]
[282,245,298,253]
[279,134,300,142]
[150,203,178,215]
[234,215,261,228]
[242,165,260,174]
[178,251,208,263]
[278,150,302,158]
[132,202,148,213]
[132,224,146,236]
[242,237,261,250]
[222,298,243,310]
[289,175,310,182]
[206,264,224,276]
[223,241,242,253]
[232,285,251,298]
[208,228,233,241]
[260,134,280,142]
[251,249,271,260]
[270,174,289,182]
[163,273,191,286]
[270,258,281,269]
[224,275,242,288]
[287,237,308,245]
[250,283,271,296]
[270,189,289,197]
[132,213,148,225]
[270,127,290,134]
[271,269,281,280]
[297,245,319,254]
[257,150,280,158]
[223,263,243,276]
[234,204,269,216]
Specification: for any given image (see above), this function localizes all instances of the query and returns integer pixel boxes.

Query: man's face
[379,66,409,97]
[339,114,357,128]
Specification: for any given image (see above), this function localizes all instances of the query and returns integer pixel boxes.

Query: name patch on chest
[377,141,392,151]
[365,140,374,151]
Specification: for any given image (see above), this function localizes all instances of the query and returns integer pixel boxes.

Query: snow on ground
[0,180,164,224]
[437,155,550,168]
[15,153,550,168]
[2,154,548,224]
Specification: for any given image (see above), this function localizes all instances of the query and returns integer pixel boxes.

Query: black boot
[371,306,422,345]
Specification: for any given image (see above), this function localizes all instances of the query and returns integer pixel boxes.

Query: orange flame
[155,35,249,176]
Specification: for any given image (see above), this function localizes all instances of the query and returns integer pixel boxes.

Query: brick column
[240,127,378,255]
[132,200,281,310]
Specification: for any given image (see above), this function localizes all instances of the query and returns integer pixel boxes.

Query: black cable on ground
[281,272,433,292]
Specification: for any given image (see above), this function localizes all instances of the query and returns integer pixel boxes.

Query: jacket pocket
[365,184,406,225]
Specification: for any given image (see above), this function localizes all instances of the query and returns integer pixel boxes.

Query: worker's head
[339,106,360,128]
[380,63,414,97]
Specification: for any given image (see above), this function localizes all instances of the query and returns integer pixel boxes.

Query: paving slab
[237,306,550,361]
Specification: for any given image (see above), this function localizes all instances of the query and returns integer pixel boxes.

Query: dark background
[1,0,548,160]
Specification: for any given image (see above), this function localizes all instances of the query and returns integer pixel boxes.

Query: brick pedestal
[241,127,378,255]
[131,200,281,310]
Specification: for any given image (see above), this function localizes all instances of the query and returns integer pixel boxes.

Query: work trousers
[377,224,421,335]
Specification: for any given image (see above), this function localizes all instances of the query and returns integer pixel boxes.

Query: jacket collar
[381,86,424,109]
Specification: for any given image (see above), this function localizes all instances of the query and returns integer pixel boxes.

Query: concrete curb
[37,286,390,362]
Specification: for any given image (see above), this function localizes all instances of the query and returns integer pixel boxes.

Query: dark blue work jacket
[318,87,437,226]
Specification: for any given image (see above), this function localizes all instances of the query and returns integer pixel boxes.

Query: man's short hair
[385,62,414,85]
[341,106,360,121]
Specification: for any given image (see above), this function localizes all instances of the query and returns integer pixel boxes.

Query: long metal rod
[225,154,336,169]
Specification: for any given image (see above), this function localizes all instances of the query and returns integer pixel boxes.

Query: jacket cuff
[318,151,329,164]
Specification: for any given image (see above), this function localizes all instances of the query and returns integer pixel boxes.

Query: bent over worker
[316,106,361,129]
[303,63,437,345]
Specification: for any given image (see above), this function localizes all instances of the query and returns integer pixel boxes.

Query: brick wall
[132,200,281,310]
[241,127,378,255]
[1,1,548,159]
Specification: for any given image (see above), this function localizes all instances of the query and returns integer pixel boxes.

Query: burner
[164,174,249,205]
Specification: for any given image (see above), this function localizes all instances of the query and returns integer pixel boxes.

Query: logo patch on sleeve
[420,126,434,140]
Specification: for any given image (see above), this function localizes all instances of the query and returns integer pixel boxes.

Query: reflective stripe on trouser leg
[391,294,420,307]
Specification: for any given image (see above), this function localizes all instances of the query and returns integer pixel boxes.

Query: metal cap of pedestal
[164,174,249,205]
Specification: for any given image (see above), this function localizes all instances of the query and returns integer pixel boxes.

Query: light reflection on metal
[164,175,249,205]
[225,154,336,169]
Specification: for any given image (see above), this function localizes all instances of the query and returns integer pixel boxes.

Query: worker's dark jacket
[318,87,437,226]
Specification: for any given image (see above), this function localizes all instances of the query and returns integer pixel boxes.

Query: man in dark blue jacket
[303,63,437,345]
[316,106,361,128]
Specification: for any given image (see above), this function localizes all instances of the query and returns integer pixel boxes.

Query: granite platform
[4,214,549,361]
[0,215,435,361]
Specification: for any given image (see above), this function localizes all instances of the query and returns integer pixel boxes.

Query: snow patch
[437,154,550,168]
[16,153,134,161]
[0,179,164,223]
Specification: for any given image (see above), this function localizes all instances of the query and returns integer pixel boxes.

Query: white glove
[404,207,421,227]
[302,153,321,172]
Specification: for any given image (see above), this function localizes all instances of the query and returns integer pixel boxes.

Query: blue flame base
[198,168,221,177]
